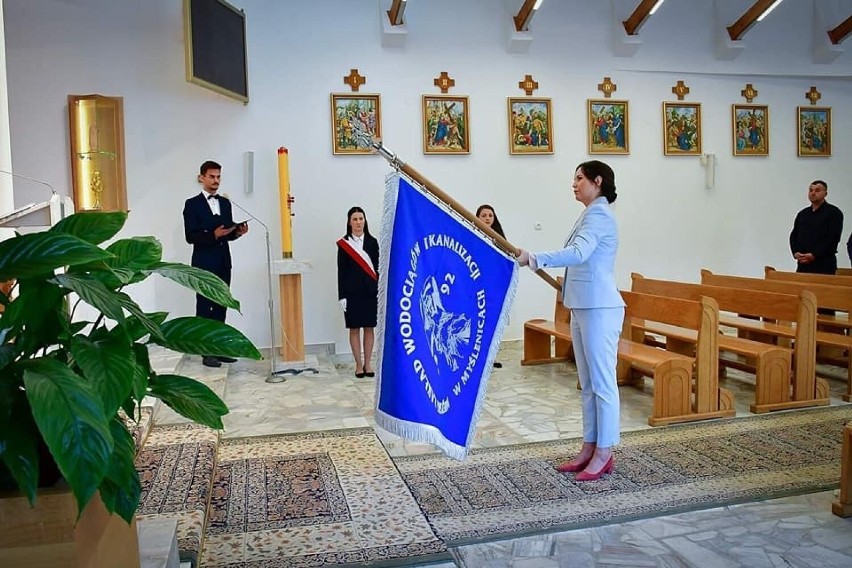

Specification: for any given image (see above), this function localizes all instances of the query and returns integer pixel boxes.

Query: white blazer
[533,196,624,309]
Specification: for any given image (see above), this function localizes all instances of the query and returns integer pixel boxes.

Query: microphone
[0,169,57,195]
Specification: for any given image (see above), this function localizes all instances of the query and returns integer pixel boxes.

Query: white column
[0,0,16,224]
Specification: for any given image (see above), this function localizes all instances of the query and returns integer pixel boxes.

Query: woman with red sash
[337,206,380,378]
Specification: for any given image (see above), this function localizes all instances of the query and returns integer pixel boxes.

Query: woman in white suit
[517,160,624,481]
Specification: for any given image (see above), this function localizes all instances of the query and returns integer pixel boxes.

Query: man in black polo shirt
[789,180,844,274]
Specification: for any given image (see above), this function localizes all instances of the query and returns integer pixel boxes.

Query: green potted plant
[0,210,260,562]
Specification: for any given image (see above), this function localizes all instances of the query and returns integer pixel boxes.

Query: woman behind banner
[476,204,506,369]
[337,206,380,378]
[476,204,506,239]
[517,160,624,482]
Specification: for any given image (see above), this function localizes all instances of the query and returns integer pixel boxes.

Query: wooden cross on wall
[741,83,758,103]
[434,71,455,94]
[805,86,822,105]
[343,69,366,92]
[671,80,690,101]
[597,77,617,98]
[518,74,539,96]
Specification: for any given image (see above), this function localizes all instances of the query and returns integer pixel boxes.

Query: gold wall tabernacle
[68,94,127,212]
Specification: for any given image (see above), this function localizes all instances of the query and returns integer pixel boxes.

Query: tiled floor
[149,342,852,567]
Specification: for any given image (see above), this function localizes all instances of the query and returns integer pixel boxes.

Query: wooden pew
[701,270,852,401]
[701,270,852,313]
[764,265,852,332]
[522,285,734,426]
[630,273,827,413]
[833,422,852,518]
[620,291,734,426]
[521,277,573,365]
[838,268,852,277]
[765,266,852,288]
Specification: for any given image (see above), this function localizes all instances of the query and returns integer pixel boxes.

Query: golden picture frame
[587,99,629,155]
[330,93,381,155]
[508,97,553,155]
[422,95,470,155]
[663,102,702,156]
[797,106,831,157]
[732,104,769,156]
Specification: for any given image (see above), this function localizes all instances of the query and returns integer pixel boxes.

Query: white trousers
[570,306,624,447]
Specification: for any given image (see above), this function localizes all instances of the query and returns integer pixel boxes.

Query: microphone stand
[227,198,318,382]
[0,169,58,195]
[0,169,73,229]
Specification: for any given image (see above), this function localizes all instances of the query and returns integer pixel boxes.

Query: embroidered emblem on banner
[398,233,487,415]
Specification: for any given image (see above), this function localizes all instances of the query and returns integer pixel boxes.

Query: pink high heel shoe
[575,456,614,481]
[555,456,593,473]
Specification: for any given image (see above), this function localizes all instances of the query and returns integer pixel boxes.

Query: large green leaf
[130,344,151,403]
[115,311,168,343]
[78,237,162,290]
[50,211,127,245]
[109,267,138,285]
[148,374,228,429]
[0,344,17,370]
[99,418,141,524]
[2,280,67,358]
[99,472,140,525]
[52,274,126,323]
[115,292,165,342]
[0,232,113,280]
[155,317,261,359]
[120,397,136,422]
[68,320,90,336]
[105,237,162,271]
[76,266,137,291]
[70,337,135,416]
[0,384,40,505]
[23,359,113,515]
[148,262,240,310]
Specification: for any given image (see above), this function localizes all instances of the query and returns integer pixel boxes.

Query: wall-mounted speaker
[243,151,254,194]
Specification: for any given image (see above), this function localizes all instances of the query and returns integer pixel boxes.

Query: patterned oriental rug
[397,405,852,545]
[201,428,448,567]
[136,423,220,567]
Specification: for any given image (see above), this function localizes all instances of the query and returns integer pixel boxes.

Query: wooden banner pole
[359,133,561,292]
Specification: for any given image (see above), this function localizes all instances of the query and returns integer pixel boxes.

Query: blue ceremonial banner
[375,174,518,459]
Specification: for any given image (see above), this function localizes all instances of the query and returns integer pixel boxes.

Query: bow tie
[207,194,219,200]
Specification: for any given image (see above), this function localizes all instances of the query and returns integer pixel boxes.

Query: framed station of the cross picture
[797,106,831,157]
[330,93,381,154]
[732,104,769,156]
[508,97,553,155]
[663,102,702,156]
[422,95,470,155]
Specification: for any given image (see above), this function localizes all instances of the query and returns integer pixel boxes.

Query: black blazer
[183,193,242,273]
[337,234,379,300]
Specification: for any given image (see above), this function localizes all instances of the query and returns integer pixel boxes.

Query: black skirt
[344,295,378,329]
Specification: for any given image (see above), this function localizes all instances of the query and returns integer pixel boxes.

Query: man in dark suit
[183,160,248,367]
[789,180,843,274]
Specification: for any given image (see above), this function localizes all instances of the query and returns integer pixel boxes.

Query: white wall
[0,0,15,224]
[4,0,852,354]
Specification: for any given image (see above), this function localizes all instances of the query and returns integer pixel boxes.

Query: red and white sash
[337,237,377,281]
